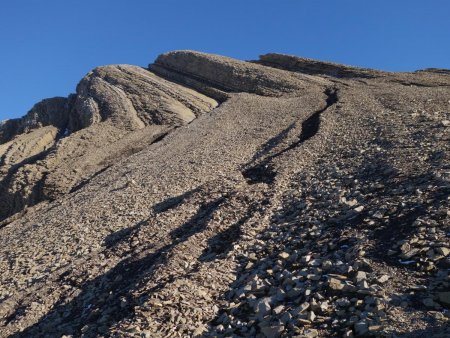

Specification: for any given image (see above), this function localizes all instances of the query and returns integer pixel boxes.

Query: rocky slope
[0,51,449,338]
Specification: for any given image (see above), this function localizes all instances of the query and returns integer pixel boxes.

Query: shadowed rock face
[258,53,384,79]
[1,51,450,338]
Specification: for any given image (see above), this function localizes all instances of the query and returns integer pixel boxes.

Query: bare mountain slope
[0,51,449,338]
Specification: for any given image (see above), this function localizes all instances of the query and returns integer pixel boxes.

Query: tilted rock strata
[74,64,218,130]
[0,97,68,144]
[0,63,220,222]
[150,50,327,98]
[260,52,450,87]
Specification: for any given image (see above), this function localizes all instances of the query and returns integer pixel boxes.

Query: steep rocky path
[0,51,449,337]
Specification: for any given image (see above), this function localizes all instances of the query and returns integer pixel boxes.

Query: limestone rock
[150,50,324,98]
[74,64,218,130]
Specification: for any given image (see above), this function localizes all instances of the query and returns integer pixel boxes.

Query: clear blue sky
[1,0,449,120]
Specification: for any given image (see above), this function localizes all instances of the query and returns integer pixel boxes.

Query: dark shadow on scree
[205,138,449,336]
[242,88,338,185]
[8,196,226,337]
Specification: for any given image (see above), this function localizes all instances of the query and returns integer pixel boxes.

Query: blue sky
[1,0,449,120]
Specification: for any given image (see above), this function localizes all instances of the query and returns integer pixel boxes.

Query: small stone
[260,325,284,338]
[303,329,319,337]
[141,330,152,338]
[345,199,358,207]
[309,259,322,267]
[273,305,285,315]
[355,271,367,283]
[372,211,383,219]
[320,301,329,312]
[354,206,364,212]
[436,247,450,256]
[254,298,272,319]
[279,252,290,259]
[377,275,389,284]
[328,277,345,291]
[441,120,450,127]
[280,312,292,324]
[307,311,316,322]
[423,298,435,307]
[336,298,351,307]
[307,274,321,281]
[322,260,333,270]
[437,292,450,307]
[343,330,354,337]
[400,242,411,253]
[369,325,382,333]
[299,302,310,313]
[432,311,445,320]
[193,325,207,336]
[354,321,368,335]
[358,280,370,289]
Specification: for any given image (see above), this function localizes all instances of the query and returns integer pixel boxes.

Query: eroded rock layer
[0,62,219,222]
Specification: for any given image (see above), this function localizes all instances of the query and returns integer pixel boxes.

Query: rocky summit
[0,51,449,338]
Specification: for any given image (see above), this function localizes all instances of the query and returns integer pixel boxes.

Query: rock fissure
[242,87,339,184]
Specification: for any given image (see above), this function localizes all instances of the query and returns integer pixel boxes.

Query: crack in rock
[242,87,338,185]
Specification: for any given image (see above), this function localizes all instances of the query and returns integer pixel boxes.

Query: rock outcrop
[150,50,327,100]
[0,97,69,144]
[258,53,385,79]
[0,51,449,338]
[74,64,218,130]
[0,62,221,222]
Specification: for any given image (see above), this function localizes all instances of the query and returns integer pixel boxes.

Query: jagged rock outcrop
[0,63,220,222]
[0,97,69,144]
[0,51,449,338]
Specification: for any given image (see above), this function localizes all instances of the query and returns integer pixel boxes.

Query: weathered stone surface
[0,97,68,144]
[150,50,325,97]
[0,64,218,222]
[75,64,217,130]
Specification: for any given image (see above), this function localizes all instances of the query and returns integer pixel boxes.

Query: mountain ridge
[0,51,449,337]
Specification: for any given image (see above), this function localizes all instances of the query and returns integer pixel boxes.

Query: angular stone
[437,292,450,307]
[254,298,272,319]
[377,275,389,284]
[355,271,367,283]
[436,247,450,256]
[354,321,369,335]
[423,298,435,307]
[260,325,284,338]
[303,328,319,337]
[307,310,316,322]
[328,277,345,291]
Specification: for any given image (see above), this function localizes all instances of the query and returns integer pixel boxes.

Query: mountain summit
[0,51,449,337]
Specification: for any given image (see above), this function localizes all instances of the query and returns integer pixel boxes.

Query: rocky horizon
[0,50,449,337]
